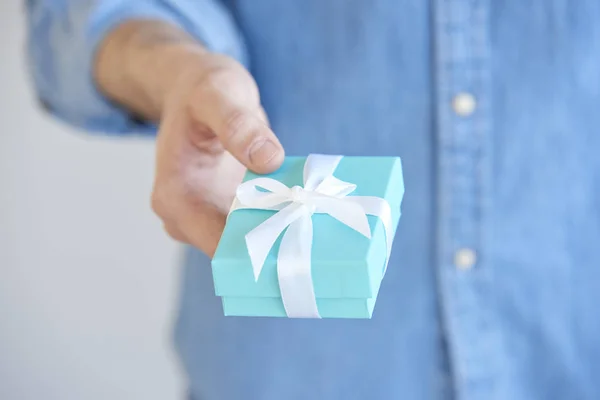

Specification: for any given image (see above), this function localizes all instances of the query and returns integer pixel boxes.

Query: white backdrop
[0,2,185,399]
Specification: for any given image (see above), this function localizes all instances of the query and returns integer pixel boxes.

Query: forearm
[94,20,209,122]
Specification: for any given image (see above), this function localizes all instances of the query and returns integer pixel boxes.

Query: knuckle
[150,188,169,219]
[152,188,187,243]
[203,69,239,92]
[150,191,162,216]
[222,110,255,144]
[163,223,186,243]
[197,68,247,99]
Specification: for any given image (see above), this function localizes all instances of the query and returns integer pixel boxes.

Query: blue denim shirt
[26,1,600,399]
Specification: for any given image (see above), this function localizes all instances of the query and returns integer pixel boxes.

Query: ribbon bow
[230,154,393,318]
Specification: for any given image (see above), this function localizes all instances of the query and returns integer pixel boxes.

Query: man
[26,1,600,399]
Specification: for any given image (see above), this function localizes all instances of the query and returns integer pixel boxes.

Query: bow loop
[236,177,293,210]
[303,154,344,190]
[314,175,357,197]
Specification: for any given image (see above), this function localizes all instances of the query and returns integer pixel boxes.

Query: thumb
[189,80,284,174]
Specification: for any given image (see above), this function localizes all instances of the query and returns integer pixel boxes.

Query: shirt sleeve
[25,0,248,136]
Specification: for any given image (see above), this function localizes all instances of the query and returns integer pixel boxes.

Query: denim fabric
[27,1,600,399]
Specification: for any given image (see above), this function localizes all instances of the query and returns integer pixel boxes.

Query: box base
[221,296,376,318]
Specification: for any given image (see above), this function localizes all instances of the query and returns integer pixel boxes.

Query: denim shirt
[26,1,600,399]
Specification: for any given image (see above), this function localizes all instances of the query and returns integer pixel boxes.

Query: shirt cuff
[37,1,248,136]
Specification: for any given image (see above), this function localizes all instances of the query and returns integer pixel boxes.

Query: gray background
[0,1,185,398]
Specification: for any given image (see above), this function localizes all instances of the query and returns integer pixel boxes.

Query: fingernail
[249,139,280,166]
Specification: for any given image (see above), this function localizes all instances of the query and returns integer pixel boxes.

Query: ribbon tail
[245,203,306,281]
[277,210,321,318]
[347,196,394,275]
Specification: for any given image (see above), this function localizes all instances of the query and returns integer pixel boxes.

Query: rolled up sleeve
[26,0,248,135]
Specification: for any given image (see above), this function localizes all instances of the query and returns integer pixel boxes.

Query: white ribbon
[230,154,394,318]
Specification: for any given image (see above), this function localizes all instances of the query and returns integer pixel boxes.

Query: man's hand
[95,20,284,256]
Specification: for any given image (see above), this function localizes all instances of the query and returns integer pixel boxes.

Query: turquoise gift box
[211,156,404,318]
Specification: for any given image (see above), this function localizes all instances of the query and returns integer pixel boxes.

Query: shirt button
[452,92,477,116]
[454,248,476,270]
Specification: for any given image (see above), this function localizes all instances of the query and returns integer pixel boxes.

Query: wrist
[95,20,209,122]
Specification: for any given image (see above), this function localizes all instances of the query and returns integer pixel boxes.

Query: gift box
[212,154,404,318]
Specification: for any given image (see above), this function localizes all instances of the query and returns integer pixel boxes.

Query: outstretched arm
[26,1,285,255]
[25,0,247,134]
